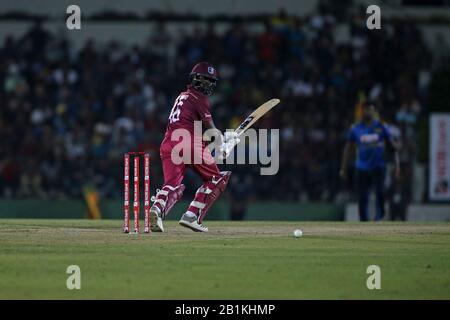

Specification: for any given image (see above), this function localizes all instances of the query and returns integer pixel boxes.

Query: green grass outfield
[0,219,449,299]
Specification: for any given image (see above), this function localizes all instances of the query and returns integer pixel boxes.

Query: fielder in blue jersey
[340,102,400,221]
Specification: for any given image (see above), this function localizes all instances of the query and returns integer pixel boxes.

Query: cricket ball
[293,229,303,238]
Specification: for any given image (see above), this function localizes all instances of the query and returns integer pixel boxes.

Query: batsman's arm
[203,119,241,159]
[203,118,223,145]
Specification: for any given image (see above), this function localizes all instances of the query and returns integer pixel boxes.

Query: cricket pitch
[0,219,449,299]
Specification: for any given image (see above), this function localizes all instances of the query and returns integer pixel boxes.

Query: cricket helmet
[189,62,219,96]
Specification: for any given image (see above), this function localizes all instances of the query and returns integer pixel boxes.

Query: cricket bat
[224,98,280,158]
[234,98,281,137]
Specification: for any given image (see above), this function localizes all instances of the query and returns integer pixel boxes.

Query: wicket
[123,152,150,233]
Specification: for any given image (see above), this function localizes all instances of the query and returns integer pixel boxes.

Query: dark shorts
[357,167,386,192]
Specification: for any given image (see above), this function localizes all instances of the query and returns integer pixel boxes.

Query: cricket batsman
[340,102,400,221]
[149,62,239,232]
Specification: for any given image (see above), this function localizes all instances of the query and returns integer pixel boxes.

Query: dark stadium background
[0,0,449,220]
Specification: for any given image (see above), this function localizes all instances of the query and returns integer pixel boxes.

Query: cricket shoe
[178,212,208,232]
[150,206,164,232]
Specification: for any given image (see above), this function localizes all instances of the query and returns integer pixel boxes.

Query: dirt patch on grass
[153,221,450,239]
[1,220,449,244]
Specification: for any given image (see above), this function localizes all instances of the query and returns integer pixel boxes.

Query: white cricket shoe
[179,212,208,232]
[150,207,164,232]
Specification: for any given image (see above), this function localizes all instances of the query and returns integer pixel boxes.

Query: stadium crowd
[0,9,432,202]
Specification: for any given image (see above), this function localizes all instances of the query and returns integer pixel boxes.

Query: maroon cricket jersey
[165,85,212,136]
[161,85,213,158]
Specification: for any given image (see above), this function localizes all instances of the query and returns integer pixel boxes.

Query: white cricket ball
[293,229,303,238]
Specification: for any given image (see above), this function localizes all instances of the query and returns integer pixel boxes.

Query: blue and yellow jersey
[347,120,391,170]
